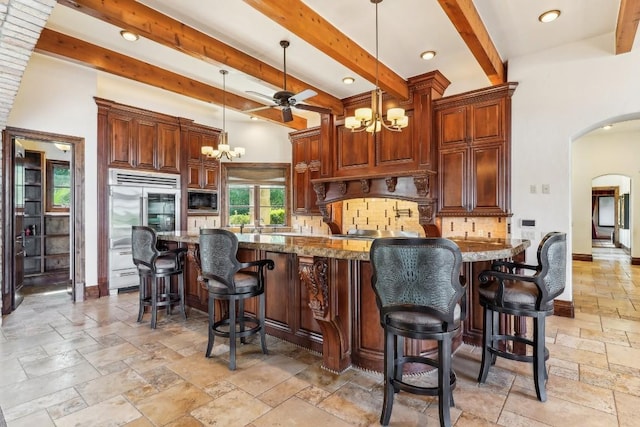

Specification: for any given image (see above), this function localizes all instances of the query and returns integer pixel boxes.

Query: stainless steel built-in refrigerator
[108,169,181,293]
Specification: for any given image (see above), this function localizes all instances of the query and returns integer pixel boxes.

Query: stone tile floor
[0,247,638,426]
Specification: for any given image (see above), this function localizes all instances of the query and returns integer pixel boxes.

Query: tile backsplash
[291,198,509,238]
[192,198,509,239]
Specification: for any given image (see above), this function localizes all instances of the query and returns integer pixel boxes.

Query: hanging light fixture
[344,0,408,133]
[201,70,246,160]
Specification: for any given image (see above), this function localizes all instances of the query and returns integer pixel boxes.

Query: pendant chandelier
[344,0,408,133]
[201,70,245,160]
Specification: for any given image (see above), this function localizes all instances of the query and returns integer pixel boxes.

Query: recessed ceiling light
[120,30,139,42]
[342,77,355,85]
[420,50,436,60]
[603,124,613,130]
[250,116,259,121]
[538,9,561,23]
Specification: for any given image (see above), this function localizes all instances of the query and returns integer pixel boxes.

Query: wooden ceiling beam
[616,0,640,54]
[56,0,344,116]
[437,0,505,85]
[243,0,410,101]
[35,29,308,130]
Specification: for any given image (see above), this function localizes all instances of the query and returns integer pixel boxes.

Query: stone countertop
[158,232,530,262]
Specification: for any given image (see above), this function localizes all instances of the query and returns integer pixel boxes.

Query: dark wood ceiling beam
[56,0,344,116]
[437,0,505,85]
[243,0,410,101]
[35,28,307,130]
[616,0,640,54]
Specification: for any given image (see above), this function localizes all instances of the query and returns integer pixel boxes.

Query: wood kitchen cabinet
[182,123,220,190]
[434,83,517,217]
[335,112,416,177]
[290,118,332,215]
[290,127,322,214]
[99,99,181,174]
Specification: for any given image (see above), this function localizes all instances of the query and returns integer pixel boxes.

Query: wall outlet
[530,184,537,194]
[541,184,550,194]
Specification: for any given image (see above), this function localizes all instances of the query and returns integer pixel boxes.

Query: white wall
[508,33,640,300]
[573,132,635,253]
[8,53,292,288]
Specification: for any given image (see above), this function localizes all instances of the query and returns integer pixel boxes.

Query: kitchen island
[159,232,530,373]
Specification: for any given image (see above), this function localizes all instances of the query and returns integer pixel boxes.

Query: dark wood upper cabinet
[290,127,323,214]
[98,98,181,174]
[181,122,220,191]
[333,72,450,178]
[434,82,517,217]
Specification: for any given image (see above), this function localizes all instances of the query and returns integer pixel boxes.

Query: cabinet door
[437,106,468,148]
[336,126,372,172]
[135,119,157,170]
[470,143,505,214]
[187,163,202,188]
[377,113,414,165]
[438,148,468,214]
[108,114,134,169]
[202,162,218,190]
[471,98,505,144]
[292,136,310,214]
[157,123,180,173]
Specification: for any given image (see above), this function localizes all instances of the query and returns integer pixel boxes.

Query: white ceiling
[44,0,627,125]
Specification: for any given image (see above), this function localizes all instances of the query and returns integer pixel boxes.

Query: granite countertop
[158,231,530,262]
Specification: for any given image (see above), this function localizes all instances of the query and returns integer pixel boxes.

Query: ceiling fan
[245,40,331,122]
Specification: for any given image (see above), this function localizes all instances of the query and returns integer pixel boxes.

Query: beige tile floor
[1,245,638,426]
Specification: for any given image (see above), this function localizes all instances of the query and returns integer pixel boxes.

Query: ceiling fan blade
[282,106,293,123]
[243,104,276,113]
[289,89,317,104]
[294,103,331,114]
[246,90,276,102]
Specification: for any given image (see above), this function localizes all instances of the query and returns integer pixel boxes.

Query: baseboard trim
[572,253,593,262]
[632,257,640,265]
[554,300,574,318]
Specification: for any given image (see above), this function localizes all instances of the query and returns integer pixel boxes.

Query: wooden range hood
[311,169,439,237]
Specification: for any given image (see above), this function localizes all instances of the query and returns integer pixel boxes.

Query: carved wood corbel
[360,179,371,193]
[414,175,430,197]
[313,182,326,201]
[385,177,397,192]
[298,255,351,372]
[337,181,347,195]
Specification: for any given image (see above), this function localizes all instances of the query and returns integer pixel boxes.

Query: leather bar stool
[477,232,567,402]
[369,237,466,427]
[199,228,274,370]
[132,226,187,328]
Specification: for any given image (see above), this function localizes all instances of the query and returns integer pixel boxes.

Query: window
[222,163,291,227]
[228,185,286,226]
[46,160,71,212]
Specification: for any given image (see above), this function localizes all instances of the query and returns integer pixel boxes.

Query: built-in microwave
[187,190,218,214]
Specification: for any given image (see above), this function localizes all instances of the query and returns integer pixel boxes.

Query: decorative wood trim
[554,300,575,318]
[433,82,518,110]
[298,255,351,373]
[572,253,593,262]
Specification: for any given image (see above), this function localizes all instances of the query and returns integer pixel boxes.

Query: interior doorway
[2,127,85,315]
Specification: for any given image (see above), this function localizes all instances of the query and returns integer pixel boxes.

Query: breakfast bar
[159,232,530,373]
